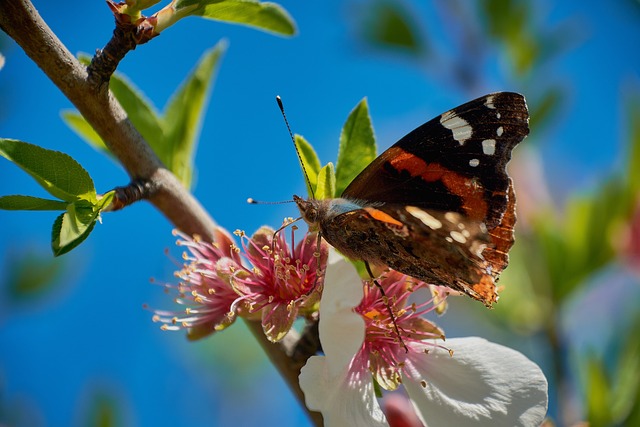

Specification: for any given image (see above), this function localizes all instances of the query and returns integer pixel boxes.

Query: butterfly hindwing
[318,204,499,303]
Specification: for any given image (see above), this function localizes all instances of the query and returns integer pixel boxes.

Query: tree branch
[0,1,320,425]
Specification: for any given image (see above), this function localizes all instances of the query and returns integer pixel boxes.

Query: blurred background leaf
[358,0,424,56]
[1,248,64,304]
[63,42,226,189]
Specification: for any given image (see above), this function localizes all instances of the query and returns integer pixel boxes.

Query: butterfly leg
[364,262,408,353]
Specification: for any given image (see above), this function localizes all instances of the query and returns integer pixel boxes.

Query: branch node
[108,178,156,211]
[87,1,159,87]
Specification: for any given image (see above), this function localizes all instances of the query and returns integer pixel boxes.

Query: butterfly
[294,92,529,306]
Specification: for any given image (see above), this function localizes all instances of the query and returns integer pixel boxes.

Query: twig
[88,1,158,87]
[0,2,322,425]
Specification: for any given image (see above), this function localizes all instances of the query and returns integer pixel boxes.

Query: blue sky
[1,0,640,425]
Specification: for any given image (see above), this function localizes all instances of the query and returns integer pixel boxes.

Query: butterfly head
[293,195,325,231]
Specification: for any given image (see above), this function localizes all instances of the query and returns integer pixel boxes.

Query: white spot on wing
[440,111,472,145]
[469,158,480,167]
[497,126,504,136]
[485,95,496,109]
[496,112,501,119]
[470,241,487,257]
[482,139,496,155]
[444,212,458,223]
[406,206,442,229]
[450,231,467,243]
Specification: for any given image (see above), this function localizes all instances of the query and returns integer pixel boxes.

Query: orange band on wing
[364,207,404,227]
[389,148,488,220]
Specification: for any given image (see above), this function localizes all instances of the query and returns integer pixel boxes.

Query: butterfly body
[296,92,529,306]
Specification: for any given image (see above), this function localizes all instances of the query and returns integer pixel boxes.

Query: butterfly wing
[320,203,500,304]
[341,92,528,229]
[332,92,528,303]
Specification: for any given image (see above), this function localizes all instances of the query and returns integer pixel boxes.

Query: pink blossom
[153,225,327,342]
[152,228,242,340]
[232,226,328,342]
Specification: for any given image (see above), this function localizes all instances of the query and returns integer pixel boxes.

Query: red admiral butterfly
[294,92,528,306]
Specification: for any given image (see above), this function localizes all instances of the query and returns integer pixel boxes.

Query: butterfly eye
[299,203,318,224]
[305,206,319,223]
[294,196,320,226]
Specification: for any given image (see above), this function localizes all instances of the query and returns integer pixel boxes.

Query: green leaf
[0,195,68,211]
[0,139,97,203]
[109,74,164,149]
[335,98,377,196]
[60,111,110,154]
[96,190,116,212]
[49,192,113,256]
[175,0,296,36]
[294,134,321,197]
[65,44,225,189]
[315,163,336,200]
[63,58,164,157]
[162,42,226,188]
[51,203,97,256]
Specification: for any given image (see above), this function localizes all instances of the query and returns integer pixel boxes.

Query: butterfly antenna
[247,198,294,205]
[276,96,315,199]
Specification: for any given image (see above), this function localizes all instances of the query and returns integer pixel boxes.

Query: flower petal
[403,337,548,427]
[299,251,387,426]
[299,355,388,427]
[262,302,297,342]
[319,250,366,374]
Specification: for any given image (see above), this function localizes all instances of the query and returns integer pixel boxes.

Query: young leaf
[335,98,377,196]
[60,111,110,153]
[162,42,226,188]
[109,74,164,150]
[294,134,321,197]
[64,44,226,189]
[315,163,336,200]
[0,195,68,211]
[96,191,116,213]
[49,192,113,256]
[51,203,97,256]
[174,0,297,36]
[0,139,97,203]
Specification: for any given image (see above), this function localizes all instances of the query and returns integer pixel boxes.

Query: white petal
[403,337,548,427]
[299,251,388,426]
[319,250,366,375]
[300,355,388,427]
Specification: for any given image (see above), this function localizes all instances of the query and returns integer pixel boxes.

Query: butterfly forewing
[341,92,529,228]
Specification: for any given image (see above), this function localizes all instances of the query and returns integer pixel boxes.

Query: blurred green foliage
[64,42,226,190]
[353,0,640,425]
[2,248,64,303]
